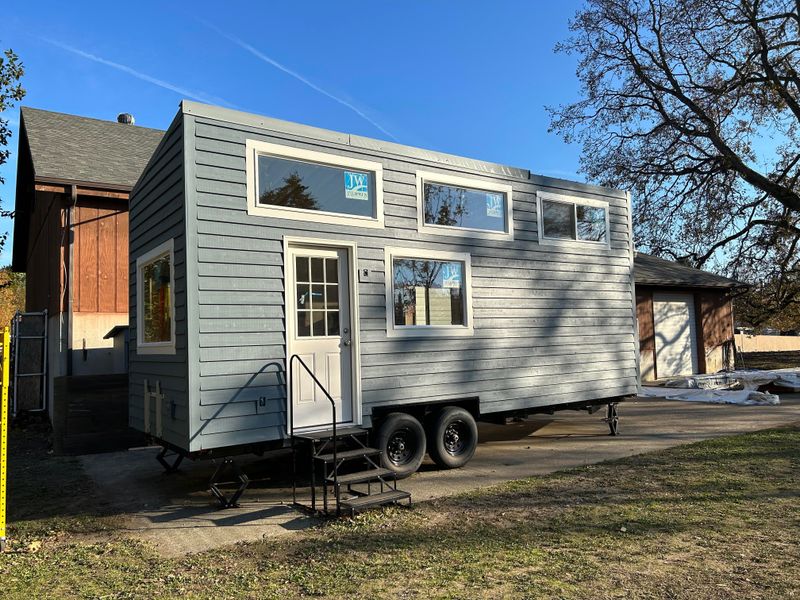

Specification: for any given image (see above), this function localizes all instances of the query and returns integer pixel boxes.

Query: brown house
[12,107,163,408]
[634,253,743,381]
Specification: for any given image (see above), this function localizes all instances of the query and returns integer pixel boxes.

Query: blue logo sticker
[486,193,503,218]
[344,171,369,200]
[441,263,461,289]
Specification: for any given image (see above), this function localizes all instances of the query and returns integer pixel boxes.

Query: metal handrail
[288,353,338,514]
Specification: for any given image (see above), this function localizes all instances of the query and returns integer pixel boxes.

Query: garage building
[634,253,743,380]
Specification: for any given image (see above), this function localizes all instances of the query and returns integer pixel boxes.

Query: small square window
[538,193,608,246]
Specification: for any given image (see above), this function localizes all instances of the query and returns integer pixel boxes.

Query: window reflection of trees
[577,206,606,242]
[393,259,464,326]
[143,256,171,343]
[259,171,319,210]
[424,184,467,226]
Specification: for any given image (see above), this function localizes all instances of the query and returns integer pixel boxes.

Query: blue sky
[0,1,585,265]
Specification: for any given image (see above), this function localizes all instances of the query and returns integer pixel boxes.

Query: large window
[136,239,175,354]
[537,192,609,245]
[416,171,513,239]
[246,140,384,228]
[385,248,473,337]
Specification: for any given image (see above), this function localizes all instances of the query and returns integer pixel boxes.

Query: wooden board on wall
[72,197,128,314]
[636,290,656,380]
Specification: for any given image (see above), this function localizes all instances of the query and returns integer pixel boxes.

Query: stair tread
[326,468,395,485]
[294,426,367,441]
[314,447,381,462]
[340,489,411,510]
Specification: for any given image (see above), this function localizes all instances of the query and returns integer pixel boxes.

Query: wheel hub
[443,421,468,455]
[387,429,414,465]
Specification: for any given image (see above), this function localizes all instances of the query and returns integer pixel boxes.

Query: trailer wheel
[375,412,426,479]
[427,406,478,469]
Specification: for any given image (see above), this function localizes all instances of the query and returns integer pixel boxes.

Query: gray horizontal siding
[128,114,190,450]
[185,113,638,451]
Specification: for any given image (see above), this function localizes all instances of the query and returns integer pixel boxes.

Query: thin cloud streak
[200,22,396,141]
[41,37,238,109]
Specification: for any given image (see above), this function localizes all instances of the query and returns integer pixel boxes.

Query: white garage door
[653,293,699,377]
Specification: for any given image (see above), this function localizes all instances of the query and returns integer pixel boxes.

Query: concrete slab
[78,395,800,556]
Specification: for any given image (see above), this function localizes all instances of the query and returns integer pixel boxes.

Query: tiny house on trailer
[129,101,639,512]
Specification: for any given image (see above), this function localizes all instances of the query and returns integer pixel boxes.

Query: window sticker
[344,171,369,200]
[486,193,503,218]
[441,263,462,289]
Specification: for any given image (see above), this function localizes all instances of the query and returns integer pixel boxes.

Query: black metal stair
[292,425,411,516]
[288,353,411,517]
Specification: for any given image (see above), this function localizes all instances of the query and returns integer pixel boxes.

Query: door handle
[343,340,351,346]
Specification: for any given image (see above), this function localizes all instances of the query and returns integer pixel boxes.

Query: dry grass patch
[1,424,798,599]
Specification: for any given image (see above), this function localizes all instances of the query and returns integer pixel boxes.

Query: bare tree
[0,48,25,255]
[548,0,800,327]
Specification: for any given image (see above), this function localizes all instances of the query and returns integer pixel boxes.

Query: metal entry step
[326,467,395,485]
[340,489,412,513]
[294,426,368,441]
[315,447,381,463]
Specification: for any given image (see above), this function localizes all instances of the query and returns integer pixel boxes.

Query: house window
[416,171,513,239]
[385,248,473,337]
[136,239,175,354]
[537,192,609,245]
[246,140,384,228]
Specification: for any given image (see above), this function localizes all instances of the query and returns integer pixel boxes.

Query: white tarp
[639,368,800,405]
[639,385,780,405]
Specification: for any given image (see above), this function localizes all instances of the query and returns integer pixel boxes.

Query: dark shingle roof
[634,252,742,289]
[21,107,164,188]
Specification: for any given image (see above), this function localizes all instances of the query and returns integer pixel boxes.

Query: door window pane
[325,258,338,283]
[296,284,311,309]
[423,182,507,232]
[327,311,340,336]
[295,256,309,282]
[576,205,607,242]
[258,155,376,218]
[312,311,325,336]
[295,254,343,338]
[297,311,311,337]
[541,200,576,240]
[326,285,339,310]
[142,254,172,343]
[311,285,325,309]
[393,259,465,327]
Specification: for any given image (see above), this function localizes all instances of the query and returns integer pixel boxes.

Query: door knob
[343,340,351,346]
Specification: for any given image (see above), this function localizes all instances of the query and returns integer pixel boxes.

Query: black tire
[427,406,478,469]
[375,412,426,479]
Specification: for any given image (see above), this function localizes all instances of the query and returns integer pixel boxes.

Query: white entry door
[287,245,354,430]
[653,293,699,377]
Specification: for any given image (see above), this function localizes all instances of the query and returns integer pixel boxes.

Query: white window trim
[536,191,611,248]
[384,246,474,338]
[245,139,384,229]
[416,170,514,240]
[136,239,176,355]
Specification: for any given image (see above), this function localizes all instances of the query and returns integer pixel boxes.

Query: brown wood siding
[696,290,734,373]
[24,190,65,315]
[635,289,656,379]
[72,198,128,313]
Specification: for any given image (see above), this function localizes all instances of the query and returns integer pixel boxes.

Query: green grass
[2,425,799,599]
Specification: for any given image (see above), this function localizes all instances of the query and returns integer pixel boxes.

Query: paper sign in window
[486,193,503,218]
